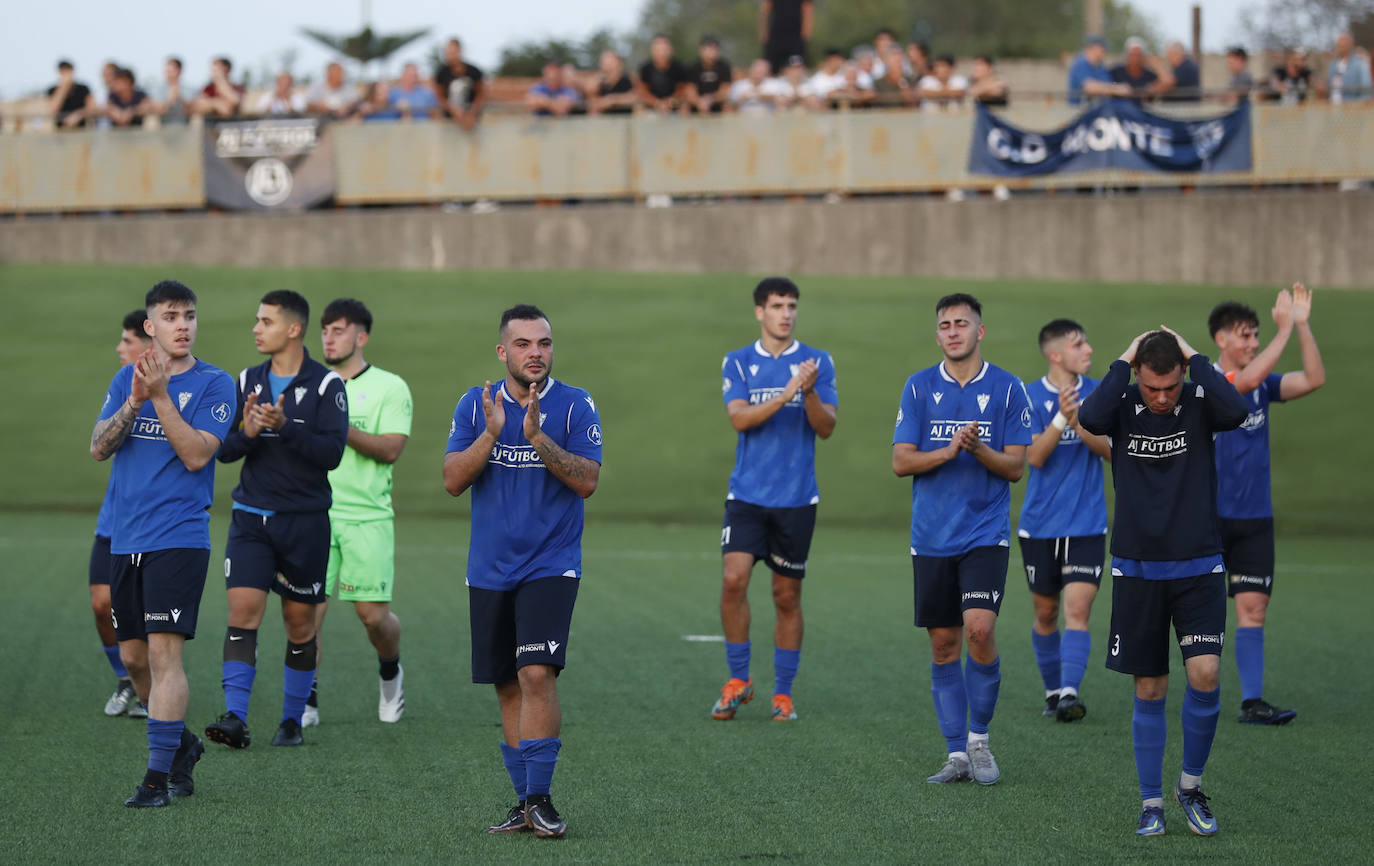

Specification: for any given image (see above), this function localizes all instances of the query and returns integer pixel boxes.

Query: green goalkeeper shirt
[328,365,413,522]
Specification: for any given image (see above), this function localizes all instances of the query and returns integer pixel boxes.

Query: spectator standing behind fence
[1163,42,1201,101]
[526,63,579,117]
[560,65,586,114]
[811,49,871,102]
[1225,47,1253,104]
[255,72,305,116]
[192,57,242,117]
[638,35,689,112]
[684,36,733,114]
[48,60,95,129]
[1067,35,1116,105]
[826,63,875,108]
[1110,37,1174,101]
[730,59,776,115]
[588,51,636,115]
[390,63,441,120]
[873,47,915,107]
[918,55,967,110]
[152,58,189,123]
[1325,32,1371,103]
[106,68,150,127]
[764,56,820,110]
[306,62,360,119]
[358,81,398,122]
[761,0,813,74]
[907,42,932,82]
[872,29,909,78]
[968,56,1008,106]
[1267,48,1312,104]
[435,38,485,130]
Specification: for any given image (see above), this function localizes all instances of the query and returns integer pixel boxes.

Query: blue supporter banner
[968,99,1251,176]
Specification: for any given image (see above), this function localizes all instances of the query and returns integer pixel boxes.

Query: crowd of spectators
[34,25,1374,133]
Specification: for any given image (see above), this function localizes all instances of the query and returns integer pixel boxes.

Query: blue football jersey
[893,361,1033,557]
[1214,371,1284,520]
[95,472,116,539]
[447,378,603,591]
[721,340,838,508]
[1017,375,1108,539]
[97,359,236,555]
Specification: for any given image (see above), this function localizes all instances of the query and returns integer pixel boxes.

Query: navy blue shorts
[89,534,113,586]
[1220,517,1275,597]
[1106,573,1227,677]
[110,548,211,642]
[469,576,580,685]
[721,499,817,579]
[1018,535,1105,596]
[224,509,330,604]
[912,545,1009,629]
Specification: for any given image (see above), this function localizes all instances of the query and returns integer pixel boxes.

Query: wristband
[1051,412,1068,431]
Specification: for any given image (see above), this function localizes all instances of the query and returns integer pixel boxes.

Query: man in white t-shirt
[255,72,305,115]
[730,59,777,115]
[918,55,968,110]
[305,62,360,119]
[762,55,819,109]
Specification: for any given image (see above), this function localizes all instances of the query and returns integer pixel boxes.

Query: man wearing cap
[1067,36,1116,105]
[1110,37,1175,101]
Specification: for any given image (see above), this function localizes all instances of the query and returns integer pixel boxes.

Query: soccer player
[1208,284,1324,725]
[892,293,1031,785]
[306,298,413,726]
[713,277,837,723]
[443,304,601,839]
[93,309,153,717]
[206,290,348,749]
[90,280,235,807]
[1019,319,1111,723]
[1079,328,1248,837]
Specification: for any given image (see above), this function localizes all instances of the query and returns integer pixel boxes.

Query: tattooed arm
[91,395,142,461]
[529,431,600,498]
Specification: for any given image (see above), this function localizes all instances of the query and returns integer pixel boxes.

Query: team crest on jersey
[211,402,231,423]
[789,363,800,378]
[749,364,759,376]
[588,423,602,445]
[294,386,308,404]
[932,392,943,405]
[977,393,990,413]
[178,392,192,411]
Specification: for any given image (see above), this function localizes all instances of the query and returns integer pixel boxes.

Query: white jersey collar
[499,377,557,403]
[1039,373,1083,394]
[754,339,800,358]
[939,360,988,385]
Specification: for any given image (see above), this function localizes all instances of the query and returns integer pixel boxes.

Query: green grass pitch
[0,264,1369,863]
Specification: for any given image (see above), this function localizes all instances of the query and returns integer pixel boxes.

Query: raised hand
[956,421,984,453]
[241,391,264,437]
[523,384,543,442]
[480,381,505,438]
[1119,331,1152,364]
[1290,282,1313,325]
[134,349,169,400]
[1159,325,1200,360]
[1059,386,1081,426]
[253,394,287,431]
[796,358,820,394]
[130,348,154,406]
[1271,287,1294,330]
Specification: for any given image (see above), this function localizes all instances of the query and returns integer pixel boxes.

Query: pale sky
[2,0,1249,99]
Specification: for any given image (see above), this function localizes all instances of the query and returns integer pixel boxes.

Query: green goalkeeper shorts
[325,519,395,602]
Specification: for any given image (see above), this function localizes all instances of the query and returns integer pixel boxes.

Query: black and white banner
[203,118,335,210]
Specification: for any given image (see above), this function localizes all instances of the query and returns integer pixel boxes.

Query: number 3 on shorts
[1111,634,1121,656]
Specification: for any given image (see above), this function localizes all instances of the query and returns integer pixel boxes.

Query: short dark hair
[1038,318,1084,351]
[652,33,672,43]
[321,298,372,332]
[261,289,310,324]
[123,308,150,335]
[700,34,720,47]
[1207,301,1258,337]
[1135,331,1186,375]
[167,56,183,71]
[824,47,846,59]
[935,292,981,318]
[875,28,896,39]
[215,56,233,72]
[975,54,995,65]
[57,59,74,71]
[936,54,956,67]
[500,304,549,335]
[753,276,799,307]
[145,279,197,310]
[448,37,462,47]
[114,67,134,84]
[1227,46,1248,61]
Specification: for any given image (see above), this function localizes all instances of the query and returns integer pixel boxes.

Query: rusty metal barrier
[3,105,1373,213]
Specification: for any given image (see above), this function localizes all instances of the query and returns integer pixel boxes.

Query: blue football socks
[1181,685,1221,778]
[520,737,562,797]
[1059,628,1091,694]
[1235,626,1265,702]
[773,647,800,696]
[146,718,183,774]
[500,742,526,802]
[931,660,968,754]
[965,656,1001,735]
[104,644,129,680]
[725,640,751,681]
[1133,696,1167,801]
[1031,629,1060,693]
[222,661,255,720]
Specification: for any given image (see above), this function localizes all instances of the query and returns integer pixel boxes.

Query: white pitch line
[682,634,725,642]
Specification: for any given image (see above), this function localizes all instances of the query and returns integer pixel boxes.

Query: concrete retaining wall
[3,191,1372,287]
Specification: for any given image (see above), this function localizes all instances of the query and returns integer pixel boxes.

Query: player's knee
[517,663,556,691]
[721,570,750,597]
[120,646,148,676]
[771,581,801,613]
[92,596,113,619]
[1135,677,1168,700]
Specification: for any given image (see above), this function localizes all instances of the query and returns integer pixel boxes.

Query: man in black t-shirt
[434,37,485,130]
[589,51,636,115]
[106,68,150,127]
[760,0,812,74]
[48,60,95,129]
[685,35,734,114]
[637,34,688,112]
[1110,37,1174,101]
